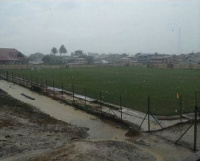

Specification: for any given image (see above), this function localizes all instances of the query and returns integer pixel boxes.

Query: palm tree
[51,47,58,55]
[59,45,67,57]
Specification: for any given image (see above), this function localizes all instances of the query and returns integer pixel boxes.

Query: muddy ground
[154,122,200,150]
[28,140,155,161]
[0,80,199,161]
[0,89,88,159]
[0,89,157,161]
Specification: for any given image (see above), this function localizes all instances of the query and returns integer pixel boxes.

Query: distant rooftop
[0,48,27,61]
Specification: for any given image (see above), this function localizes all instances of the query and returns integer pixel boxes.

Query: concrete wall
[0,63,200,70]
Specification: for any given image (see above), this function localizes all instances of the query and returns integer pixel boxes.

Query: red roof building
[0,48,28,64]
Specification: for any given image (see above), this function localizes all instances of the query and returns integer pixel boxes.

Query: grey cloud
[0,0,199,55]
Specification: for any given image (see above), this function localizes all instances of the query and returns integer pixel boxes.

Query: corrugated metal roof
[0,48,27,61]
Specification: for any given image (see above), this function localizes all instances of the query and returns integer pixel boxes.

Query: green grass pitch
[10,67,200,116]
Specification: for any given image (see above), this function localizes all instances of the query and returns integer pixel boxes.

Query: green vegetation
[10,67,200,115]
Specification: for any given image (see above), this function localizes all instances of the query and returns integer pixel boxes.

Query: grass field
[8,67,200,115]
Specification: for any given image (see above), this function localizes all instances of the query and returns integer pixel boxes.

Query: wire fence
[0,69,199,151]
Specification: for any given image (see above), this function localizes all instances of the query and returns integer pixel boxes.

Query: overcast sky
[0,0,200,56]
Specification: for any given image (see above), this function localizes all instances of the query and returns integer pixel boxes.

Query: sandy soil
[29,140,156,161]
[154,122,200,150]
[0,80,199,161]
[0,80,128,140]
[0,89,88,160]
[0,89,156,161]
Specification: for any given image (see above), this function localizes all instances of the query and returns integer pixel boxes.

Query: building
[67,57,86,65]
[0,48,28,64]
[135,53,156,64]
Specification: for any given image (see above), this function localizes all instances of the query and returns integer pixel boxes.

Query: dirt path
[28,140,156,161]
[0,89,87,160]
[0,80,196,161]
[0,80,127,140]
[0,88,157,161]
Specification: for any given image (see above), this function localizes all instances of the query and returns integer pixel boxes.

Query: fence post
[24,75,26,86]
[6,71,8,80]
[72,84,74,103]
[194,91,198,151]
[40,77,42,87]
[195,91,198,107]
[120,94,122,120]
[16,73,18,83]
[62,82,63,98]
[46,79,47,93]
[22,74,24,85]
[194,105,197,151]
[100,91,102,116]
[84,88,86,107]
[30,76,32,87]
[148,95,150,132]
[11,72,13,83]
[180,95,182,122]
[53,81,55,98]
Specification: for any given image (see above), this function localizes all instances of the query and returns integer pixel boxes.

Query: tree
[59,45,67,57]
[74,50,84,57]
[51,47,58,55]
[42,54,62,64]
[29,53,44,61]
[42,55,51,64]
[86,56,94,64]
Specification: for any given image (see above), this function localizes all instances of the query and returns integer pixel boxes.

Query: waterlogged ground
[0,90,88,160]
[0,80,127,140]
[0,80,197,161]
[0,89,156,161]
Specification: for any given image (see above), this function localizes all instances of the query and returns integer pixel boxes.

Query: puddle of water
[0,80,194,161]
[0,80,127,140]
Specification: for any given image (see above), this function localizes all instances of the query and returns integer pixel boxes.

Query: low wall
[0,63,200,70]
